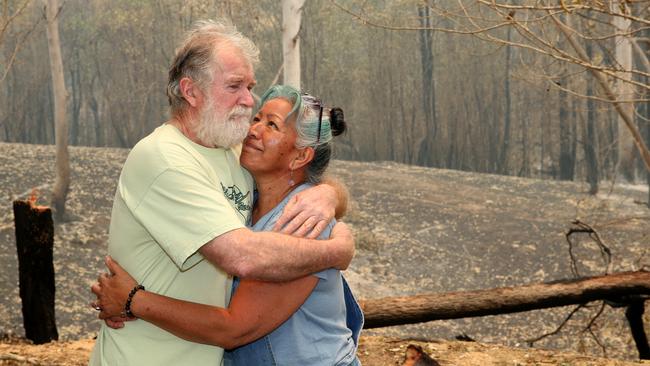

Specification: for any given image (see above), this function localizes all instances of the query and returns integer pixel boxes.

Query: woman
[92,85,363,366]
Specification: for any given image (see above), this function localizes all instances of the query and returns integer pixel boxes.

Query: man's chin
[207,131,248,149]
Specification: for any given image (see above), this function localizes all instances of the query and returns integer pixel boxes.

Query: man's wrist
[328,237,346,270]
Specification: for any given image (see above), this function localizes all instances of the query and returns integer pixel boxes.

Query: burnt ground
[0,142,649,363]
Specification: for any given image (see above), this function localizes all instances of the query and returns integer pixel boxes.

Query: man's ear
[290,147,315,171]
[179,77,203,108]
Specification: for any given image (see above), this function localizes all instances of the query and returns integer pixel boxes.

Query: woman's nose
[248,122,262,138]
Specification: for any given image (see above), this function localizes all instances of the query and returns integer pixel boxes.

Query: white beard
[195,99,251,148]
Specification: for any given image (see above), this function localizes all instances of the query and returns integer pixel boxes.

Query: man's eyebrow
[225,75,244,83]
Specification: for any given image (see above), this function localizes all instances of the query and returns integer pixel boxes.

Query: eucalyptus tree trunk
[417,2,436,167]
[636,27,650,205]
[44,0,70,221]
[498,24,513,175]
[558,77,574,181]
[558,15,575,181]
[645,103,650,206]
[584,40,599,194]
[282,0,304,89]
[611,1,636,180]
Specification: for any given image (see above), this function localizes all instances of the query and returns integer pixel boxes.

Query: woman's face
[240,98,299,175]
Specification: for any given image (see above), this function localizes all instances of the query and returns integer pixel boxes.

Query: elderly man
[89,20,353,365]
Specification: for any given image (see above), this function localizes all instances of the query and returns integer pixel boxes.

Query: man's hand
[273,184,337,238]
[329,222,355,270]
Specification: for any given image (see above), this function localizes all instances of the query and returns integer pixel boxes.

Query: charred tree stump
[625,298,650,360]
[13,198,58,344]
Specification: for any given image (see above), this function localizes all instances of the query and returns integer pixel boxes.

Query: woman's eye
[252,116,261,122]
[268,121,279,129]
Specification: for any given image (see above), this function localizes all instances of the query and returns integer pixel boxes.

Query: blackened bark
[584,40,599,194]
[625,299,650,360]
[13,199,58,344]
[417,3,436,167]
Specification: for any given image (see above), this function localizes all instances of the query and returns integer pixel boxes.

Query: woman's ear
[179,77,203,108]
[290,147,315,171]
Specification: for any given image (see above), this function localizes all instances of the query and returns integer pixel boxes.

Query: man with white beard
[89,19,354,366]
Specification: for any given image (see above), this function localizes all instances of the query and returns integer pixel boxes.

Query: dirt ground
[2,336,650,366]
[0,142,649,364]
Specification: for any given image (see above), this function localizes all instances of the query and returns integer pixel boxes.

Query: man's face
[194,47,257,148]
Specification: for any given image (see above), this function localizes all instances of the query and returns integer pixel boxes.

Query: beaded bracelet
[124,284,145,318]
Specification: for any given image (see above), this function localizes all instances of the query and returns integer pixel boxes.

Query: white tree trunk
[611,0,636,179]
[44,0,70,220]
[282,0,304,89]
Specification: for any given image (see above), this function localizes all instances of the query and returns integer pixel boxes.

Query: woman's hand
[90,256,138,321]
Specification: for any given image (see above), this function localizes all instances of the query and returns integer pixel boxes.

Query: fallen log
[360,270,650,329]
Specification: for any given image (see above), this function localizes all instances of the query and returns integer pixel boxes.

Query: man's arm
[273,177,349,238]
[198,222,354,281]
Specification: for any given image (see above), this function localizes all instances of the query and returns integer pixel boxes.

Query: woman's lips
[243,141,263,152]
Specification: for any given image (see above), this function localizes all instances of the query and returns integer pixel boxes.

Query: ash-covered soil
[0,142,648,363]
[3,335,650,366]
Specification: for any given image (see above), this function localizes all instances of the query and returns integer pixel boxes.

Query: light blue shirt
[224,184,363,366]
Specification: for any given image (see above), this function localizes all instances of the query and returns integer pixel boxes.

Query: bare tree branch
[0,0,31,44]
[0,15,41,83]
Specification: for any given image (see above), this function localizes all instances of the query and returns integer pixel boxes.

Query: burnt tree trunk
[625,299,650,360]
[13,199,58,344]
[498,23,513,175]
[584,39,600,194]
[360,271,650,329]
[417,3,436,167]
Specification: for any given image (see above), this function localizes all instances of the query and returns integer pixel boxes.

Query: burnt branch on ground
[525,304,585,346]
[565,219,612,277]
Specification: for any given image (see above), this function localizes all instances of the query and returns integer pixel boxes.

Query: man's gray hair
[166,19,260,116]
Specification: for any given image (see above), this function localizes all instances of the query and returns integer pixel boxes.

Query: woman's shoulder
[252,184,336,236]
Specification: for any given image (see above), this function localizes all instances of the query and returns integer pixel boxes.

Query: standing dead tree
[282,0,304,88]
[43,0,70,221]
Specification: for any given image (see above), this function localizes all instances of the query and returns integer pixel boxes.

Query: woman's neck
[252,171,305,225]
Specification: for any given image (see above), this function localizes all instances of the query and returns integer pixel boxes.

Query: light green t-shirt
[90,124,253,366]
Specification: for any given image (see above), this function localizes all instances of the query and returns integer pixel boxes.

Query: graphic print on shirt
[221,182,252,220]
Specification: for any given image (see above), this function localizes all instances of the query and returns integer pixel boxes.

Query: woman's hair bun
[329,107,346,137]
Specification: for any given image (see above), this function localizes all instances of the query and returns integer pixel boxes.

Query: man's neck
[168,115,210,148]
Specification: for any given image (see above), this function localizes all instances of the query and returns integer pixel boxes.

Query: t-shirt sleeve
[130,166,246,271]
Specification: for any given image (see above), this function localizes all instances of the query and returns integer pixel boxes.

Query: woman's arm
[93,256,317,349]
